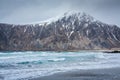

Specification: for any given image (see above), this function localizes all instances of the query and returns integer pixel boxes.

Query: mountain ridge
[0,12,120,51]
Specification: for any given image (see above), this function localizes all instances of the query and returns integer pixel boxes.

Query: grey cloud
[0,0,120,26]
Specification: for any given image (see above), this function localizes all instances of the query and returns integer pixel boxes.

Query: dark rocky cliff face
[0,12,120,51]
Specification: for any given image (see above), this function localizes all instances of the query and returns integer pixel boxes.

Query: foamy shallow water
[0,51,120,80]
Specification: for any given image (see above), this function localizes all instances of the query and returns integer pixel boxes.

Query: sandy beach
[29,67,120,80]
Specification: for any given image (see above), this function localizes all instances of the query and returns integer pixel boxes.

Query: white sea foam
[0,51,120,80]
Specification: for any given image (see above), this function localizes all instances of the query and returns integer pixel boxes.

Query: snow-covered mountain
[0,12,120,51]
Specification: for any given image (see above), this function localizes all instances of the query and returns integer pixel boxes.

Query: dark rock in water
[104,50,120,53]
[0,12,120,51]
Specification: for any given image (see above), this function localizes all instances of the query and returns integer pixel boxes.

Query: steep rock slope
[0,12,120,51]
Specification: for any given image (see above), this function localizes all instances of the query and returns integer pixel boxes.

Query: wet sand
[29,67,120,80]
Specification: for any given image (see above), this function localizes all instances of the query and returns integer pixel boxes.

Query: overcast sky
[0,0,120,26]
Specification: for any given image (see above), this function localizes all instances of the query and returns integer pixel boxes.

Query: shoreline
[0,49,120,53]
[29,67,120,80]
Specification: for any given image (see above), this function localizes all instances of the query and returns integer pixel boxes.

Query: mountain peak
[37,11,97,26]
[63,11,88,17]
[0,11,120,51]
[63,11,81,16]
[63,11,97,22]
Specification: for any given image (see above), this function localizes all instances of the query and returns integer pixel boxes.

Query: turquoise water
[0,51,120,80]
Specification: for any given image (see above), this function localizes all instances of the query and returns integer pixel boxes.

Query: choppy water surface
[0,51,120,80]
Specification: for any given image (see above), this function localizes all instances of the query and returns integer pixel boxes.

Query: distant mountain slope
[0,12,120,51]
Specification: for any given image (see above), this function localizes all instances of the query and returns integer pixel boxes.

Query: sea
[0,51,120,80]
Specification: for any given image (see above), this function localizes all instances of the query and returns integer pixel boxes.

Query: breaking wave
[0,51,120,80]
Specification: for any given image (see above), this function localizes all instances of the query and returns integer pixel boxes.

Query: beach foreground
[30,67,120,80]
[0,51,120,80]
